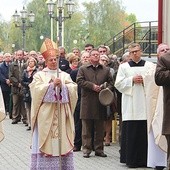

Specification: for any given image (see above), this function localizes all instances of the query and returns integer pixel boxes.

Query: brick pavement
[0,117,153,170]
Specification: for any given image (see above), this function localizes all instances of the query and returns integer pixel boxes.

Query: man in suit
[77,49,114,158]
[9,50,27,124]
[0,53,12,118]
[155,44,170,170]
[58,46,70,72]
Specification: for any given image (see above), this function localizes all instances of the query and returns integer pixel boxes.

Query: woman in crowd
[99,54,117,146]
[21,57,37,130]
[66,53,79,74]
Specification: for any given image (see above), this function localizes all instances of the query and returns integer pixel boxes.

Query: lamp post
[12,6,35,51]
[11,44,15,53]
[46,0,74,46]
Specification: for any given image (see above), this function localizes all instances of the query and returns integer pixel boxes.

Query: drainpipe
[158,0,163,44]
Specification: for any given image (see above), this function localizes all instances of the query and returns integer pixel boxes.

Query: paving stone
[0,117,153,170]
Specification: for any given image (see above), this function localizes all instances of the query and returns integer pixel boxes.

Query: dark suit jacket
[155,51,170,135]
[9,60,25,94]
[0,62,11,91]
[77,64,114,120]
[59,58,70,71]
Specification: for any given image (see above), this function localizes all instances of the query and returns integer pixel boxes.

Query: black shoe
[11,120,18,124]
[83,153,90,158]
[155,166,165,170]
[23,121,27,124]
[95,152,107,157]
[73,146,81,152]
[25,124,28,126]
[128,165,138,168]
[105,142,110,146]
[26,127,31,131]
[92,145,95,151]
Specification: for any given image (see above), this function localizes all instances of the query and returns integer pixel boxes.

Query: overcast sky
[122,0,158,22]
[0,0,158,22]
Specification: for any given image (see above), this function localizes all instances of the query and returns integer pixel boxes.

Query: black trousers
[2,90,11,113]
[165,135,170,169]
[74,100,82,148]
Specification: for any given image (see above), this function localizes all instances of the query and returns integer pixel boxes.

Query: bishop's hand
[53,78,62,88]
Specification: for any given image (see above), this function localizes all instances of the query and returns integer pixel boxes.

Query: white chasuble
[29,68,77,156]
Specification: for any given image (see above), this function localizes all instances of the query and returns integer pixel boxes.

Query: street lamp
[12,6,35,51]
[46,0,75,46]
[11,44,15,53]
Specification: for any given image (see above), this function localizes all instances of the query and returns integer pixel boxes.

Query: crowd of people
[0,39,170,170]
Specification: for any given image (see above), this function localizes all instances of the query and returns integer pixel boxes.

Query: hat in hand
[99,88,114,106]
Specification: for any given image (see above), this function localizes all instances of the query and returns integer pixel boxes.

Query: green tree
[24,0,51,51]
[7,0,51,52]
[0,0,137,53]
[81,0,136,48]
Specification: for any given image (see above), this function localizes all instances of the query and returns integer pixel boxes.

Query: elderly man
[145,43,168,170]
[155,43,170,170]
[0,53,12,117]
[29,38,77,169]
[9,50,27,124]
[58,46,70,72]
[115,43,154,168]
[77,49,114,158]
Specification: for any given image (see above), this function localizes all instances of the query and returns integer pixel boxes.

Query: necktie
[19,61,22,72]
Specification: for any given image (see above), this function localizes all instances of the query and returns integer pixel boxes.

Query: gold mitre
[40,38,59,59]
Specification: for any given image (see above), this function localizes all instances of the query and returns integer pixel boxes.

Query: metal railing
[104,21,158,57]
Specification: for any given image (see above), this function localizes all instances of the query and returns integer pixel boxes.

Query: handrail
[112,21,157,40]
[104,21,158,57]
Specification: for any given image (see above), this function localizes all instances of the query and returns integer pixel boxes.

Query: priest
[29,38,77,169]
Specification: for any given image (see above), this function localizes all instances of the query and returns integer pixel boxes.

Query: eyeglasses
[130,50,141,54]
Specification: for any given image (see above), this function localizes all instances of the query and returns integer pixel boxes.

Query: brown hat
[40,38,58,60]
[99,88,114,106]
